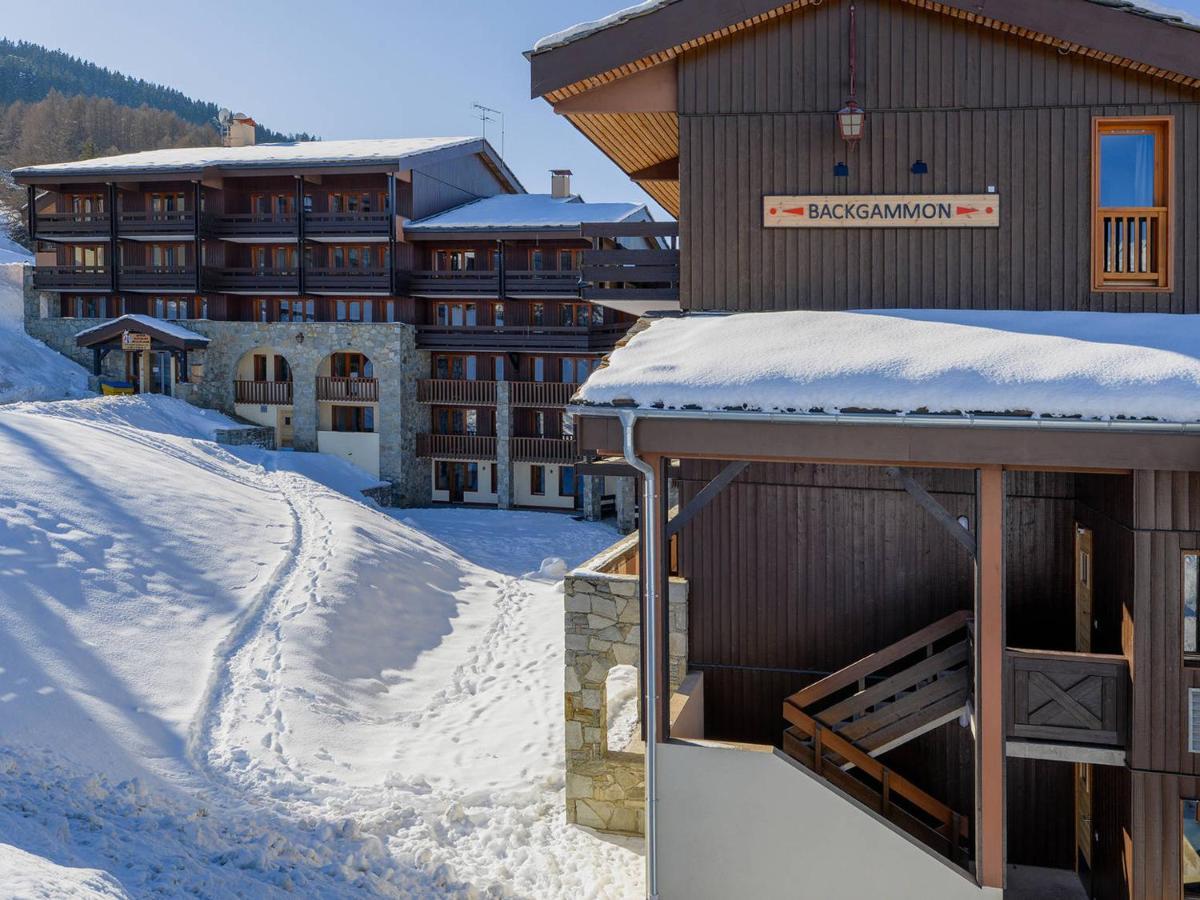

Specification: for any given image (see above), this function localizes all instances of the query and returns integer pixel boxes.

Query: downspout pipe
[619,408,660,900]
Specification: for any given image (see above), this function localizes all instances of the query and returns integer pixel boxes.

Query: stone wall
[563,533,689,836]
[213,425,275,449]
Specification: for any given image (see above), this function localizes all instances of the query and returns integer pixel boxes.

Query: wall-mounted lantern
[835,3,866,149]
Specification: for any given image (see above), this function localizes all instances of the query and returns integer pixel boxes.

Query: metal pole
[619,409,661,900]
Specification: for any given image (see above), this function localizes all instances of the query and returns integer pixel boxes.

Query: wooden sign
[764,194,1000,228]
[121,331,152,351]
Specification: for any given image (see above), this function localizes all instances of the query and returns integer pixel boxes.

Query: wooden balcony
[119,266,196,291]
[305,267,390,293]
[32,265,110,291]
[204,212,298,239]
[509,381,579,407]
[511,436,578,464]
[203,266,299,293]
[304,211,389,237]
[1005,648,1129,753]
[1096,206,1167,287]
[33,211,110,240]
[504,270,581,298]
[416,323,629,352]
[408,270,500,298]
[416,433,498,460]
[316,376,379,403]
[117,210,196,235]
[580,221,680,306]
[235,380,293,405]
[417,379,497,405]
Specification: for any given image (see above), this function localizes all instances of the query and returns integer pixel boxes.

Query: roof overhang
[572,406,1200,473]
[404,227,595,241]
[75,316,210,351]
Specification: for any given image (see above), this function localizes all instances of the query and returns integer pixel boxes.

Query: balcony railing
[417,379,498,405]
[235,380,293,405]
[32,265,109,290]
[203,266,299,293]
[1005,648,1129,750]
[204,212,298,238]
[504,270,581,298]
[416,323,630,352]
[306,267,391,292]
[117,211,196,235]
[408,271,500,297]
[509,381,579,407]
[33,212,110,239]
[119,266,196,290]
[316,376,379,403]
[416,433,498,460]
[1097,207,1167,287]
[511,436,578,464]
[580,221,680,305]
[304,211,390,236]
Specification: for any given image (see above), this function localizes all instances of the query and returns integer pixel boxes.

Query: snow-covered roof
[13,137,491,178]
[75,314,210,346]
[405,193,650,232]
[531,0,1199,55]
[575,309,1200,424]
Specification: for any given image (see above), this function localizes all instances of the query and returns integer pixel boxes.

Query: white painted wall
[430,460,499,505]
[234,402,281,430]
[513,462,576,509]
[657,741,1000,900]
[316,430,380,478]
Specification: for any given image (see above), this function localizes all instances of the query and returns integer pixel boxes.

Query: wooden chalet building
[531,1,1200,898]
[14,135,675,513]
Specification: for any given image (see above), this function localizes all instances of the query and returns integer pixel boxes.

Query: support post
[26,184,35,243]
[107,183,119,295]
[295,176,306,296]
[387,174,398,296]
[495,380,513,509]
[193,181,203,295]
[497,239,506,299]
[975,465,1006,890]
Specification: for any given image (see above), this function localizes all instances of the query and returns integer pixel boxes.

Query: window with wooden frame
[1182,800,1200,893]
[558,249,583,271]
[148,192,186,216]
[434,354,478,381]
[65,192,105,217]
[432,249,478,272]
[1092,116,1173,291]
[435,302,477,327]
[331,404,374,433]
[530,464,546,496]
[1185,551,1199,661]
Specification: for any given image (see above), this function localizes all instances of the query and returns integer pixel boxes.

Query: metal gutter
[569,404,1200,435]
[617,408,661,900]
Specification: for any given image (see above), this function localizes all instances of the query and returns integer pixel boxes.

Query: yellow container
[101,382,136,396]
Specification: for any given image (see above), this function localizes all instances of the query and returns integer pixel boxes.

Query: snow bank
[10,393,244,440]
[0,842,127,900]
[578,309,1200,422]
[533,0,676,51]
[0,264,91,405]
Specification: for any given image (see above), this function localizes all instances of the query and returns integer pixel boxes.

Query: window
[560,303,589,327]
[532,410,546,437]
[560,466,577,498]
[558,249,582,271]
[66,193,104,217]
[530,464,546,496]
[1186,552,1199,657]
[434,249,477,271]
[148,192,185,218]
[253,354,268,381]
[494,356,505,381]
[330,352,372,379]
[1184,800,1200,896]
[436,302,477,327]
[592,305,605,326]
[62,295,108,318]
[465,462,479,493]
[72,245,105,268]
[1092,116,1173,291]
[435,462,450,491]
[331,405,374,433]
[530,249,544,271]
[274,355,290,382]
[434,354,477,381]
[336,300,369,322]
[150,244,186,269]
[531,303,545,326]
[493,302,505,327]
[532,357,545,382]
[152,296,192,320]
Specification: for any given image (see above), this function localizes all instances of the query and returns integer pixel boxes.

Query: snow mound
[10,392,243,440]
[0,842,126,900]
[578,309,1200,423]
[0,264,90,405]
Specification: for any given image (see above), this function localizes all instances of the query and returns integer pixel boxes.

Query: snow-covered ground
[0,263,91,405]
[0,392,642,897]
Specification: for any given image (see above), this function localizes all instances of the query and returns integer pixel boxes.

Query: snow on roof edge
[74,314,209,344]
[532,0,678,53]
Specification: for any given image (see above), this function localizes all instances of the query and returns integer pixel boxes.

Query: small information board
[764,194,1000,228]
[121,331,152,351]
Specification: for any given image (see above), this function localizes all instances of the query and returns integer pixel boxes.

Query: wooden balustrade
[417,379,497,405]
[1005,648,1129,749]
[33,266,110,289]
[509,381,580,407]
[511,436,578,464]
[580,220,680,305]
[416,433,498,460]
[316,376,379,402]
[235,380,293,405]
[303,211,389,235]
[203,266,299,292]
[119,266,195,289]
[117,210,196,233]
[1096,207,1167,286]
[204,212,297,237]
[33,211,110,237]
[408,271,501,297]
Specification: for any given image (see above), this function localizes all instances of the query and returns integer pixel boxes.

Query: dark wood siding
[676,0,1200,313]
[1131,770,1200,900]
[410,155,509,220]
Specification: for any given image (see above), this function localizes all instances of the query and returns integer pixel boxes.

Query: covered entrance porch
[75,314,210,397]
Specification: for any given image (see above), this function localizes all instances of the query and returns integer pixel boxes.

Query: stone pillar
[581,474,603,521]
[495,380,513,509]
[290,356,319,452]
[615,476,638,534]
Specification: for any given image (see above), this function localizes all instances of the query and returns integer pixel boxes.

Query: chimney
[225,113,257,148]
[550,169,573,199]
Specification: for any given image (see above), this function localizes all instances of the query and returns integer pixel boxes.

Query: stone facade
[213,425,276,449]
[563,534,689,836]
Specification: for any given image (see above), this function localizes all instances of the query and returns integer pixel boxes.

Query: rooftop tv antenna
[472,103,505,159]
[217,108,232,145]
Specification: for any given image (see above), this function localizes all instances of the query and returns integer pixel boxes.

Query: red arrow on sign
[783,207,806,216]
[956,206,978,216]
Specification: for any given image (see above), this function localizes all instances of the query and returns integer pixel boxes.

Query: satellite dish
[218,108,232,125]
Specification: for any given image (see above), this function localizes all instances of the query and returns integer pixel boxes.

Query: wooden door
[1076,762,1093,877]
[449,463,466,503]
[1076,526,1094,653]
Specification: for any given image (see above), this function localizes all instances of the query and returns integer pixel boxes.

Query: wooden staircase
[782,610,974,868]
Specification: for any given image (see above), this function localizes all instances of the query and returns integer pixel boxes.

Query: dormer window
[1092,117,1173,291]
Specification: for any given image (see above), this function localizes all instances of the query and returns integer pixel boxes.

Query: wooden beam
[885,466,976,558]
[975,465,1006,890]
[630,157,679,182]
[551,60,677,114]
[666,460,748,538]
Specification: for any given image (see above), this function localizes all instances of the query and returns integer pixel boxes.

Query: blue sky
[4,0,1199,222]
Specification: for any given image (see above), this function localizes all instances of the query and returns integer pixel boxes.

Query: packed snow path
[0,395,642,898]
